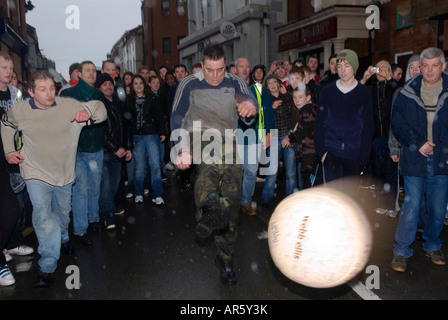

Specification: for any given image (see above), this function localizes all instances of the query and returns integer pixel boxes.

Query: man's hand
[420,141,435,157]
[6,152,24,164]
[236,100,257,118]
[176,151,192,170]
[71,110,90,123]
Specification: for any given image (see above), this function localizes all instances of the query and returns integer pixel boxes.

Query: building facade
[177,0,288,71]
[108,25,144,75]
[141,0,189,70]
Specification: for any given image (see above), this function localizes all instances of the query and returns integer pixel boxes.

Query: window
[162,0,170,15]
[396,6,414,30]
[162,37,171,53]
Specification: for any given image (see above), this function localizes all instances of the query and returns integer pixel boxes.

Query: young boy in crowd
[282,85,319,189]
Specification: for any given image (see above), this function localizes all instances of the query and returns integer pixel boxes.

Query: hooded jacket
[391,72,448,177]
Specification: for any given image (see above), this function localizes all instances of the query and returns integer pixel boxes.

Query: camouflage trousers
[194,160,242,260]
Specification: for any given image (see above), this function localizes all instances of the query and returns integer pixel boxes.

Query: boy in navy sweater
[315,49,374,197]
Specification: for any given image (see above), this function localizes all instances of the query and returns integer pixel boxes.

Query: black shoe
[195,204,229,238]
[88,222,102,232]
[61,241,74,255]
[74,234,93,246]
[33,272,54,288]
[216,256,237,285]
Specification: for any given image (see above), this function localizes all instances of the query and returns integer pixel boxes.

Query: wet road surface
[1,169,448,302]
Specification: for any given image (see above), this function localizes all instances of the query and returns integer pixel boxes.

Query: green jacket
[60,78,106,153]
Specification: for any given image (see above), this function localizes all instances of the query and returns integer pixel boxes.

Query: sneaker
[104,220,116,230]
[144,189,149,195]
[216,256,237,285]
[387,210,398,218]
[425,249,446,266]
[375,208,388,215]
[125,192,134,199]
[391,254,407,272]
[152,197,164,206]
[2,250,12,262]
[0,266,15,286]
[135,195,144,203]
[6,245,34,256]
[114,208,125,215]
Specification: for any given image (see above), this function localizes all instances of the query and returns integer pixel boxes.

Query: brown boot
[241,204,256,216]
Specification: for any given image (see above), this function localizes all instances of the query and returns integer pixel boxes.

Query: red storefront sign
[278,16,337,51]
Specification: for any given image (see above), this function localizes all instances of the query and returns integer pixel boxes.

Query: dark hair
[202,45,225,63]
[289,66,305,78]
[29,71,54,91]
[80,60,96,72]
[129,74,150,98]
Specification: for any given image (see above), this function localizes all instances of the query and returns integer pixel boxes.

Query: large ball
[268,187,372,288]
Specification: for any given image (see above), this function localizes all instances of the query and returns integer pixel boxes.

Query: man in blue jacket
[391,47,448,272]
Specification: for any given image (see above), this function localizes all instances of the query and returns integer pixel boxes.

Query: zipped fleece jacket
[60,78,106,153]
[391,72,448,177]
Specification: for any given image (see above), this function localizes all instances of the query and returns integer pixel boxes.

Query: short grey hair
[420,47,446,64]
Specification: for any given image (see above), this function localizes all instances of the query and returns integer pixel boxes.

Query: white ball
[268,187,372,288]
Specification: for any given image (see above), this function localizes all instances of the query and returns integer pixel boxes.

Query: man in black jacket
[96,73,132,230]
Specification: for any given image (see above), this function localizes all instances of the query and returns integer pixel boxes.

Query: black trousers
[0,164,21,266]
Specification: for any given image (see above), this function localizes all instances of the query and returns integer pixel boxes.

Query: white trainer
[135,195,144,203]
[6,245,34,256]
[0,266,15,286]
[152,197,164,206]
[2,250,12,262]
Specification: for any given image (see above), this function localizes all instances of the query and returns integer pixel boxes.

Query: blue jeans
[133,134,163,198]
[261,135,297,205]
[72,150,103,235]
[26,180,72,273]
[237,143,261,206]
[394,155,448,257]
[99,161,123,223]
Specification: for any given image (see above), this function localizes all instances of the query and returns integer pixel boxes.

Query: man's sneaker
[375,208,388,215]
[135,195,144,204]
[152,197,164,206]
[114,208,125,215]
[2,250,12,262]
[216,256,237,285]
[0,265,15,286]
[125,192,134,199]
[425,249,446,266]
[6,245,34,256]
[195,204,229,238]
[144,189,150,195]
[391,254,407,272]
[104,220,116,230]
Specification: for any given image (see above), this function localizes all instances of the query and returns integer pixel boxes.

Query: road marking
[348,279,382,300]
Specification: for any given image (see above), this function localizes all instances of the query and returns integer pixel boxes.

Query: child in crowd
[282,85,319,189]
